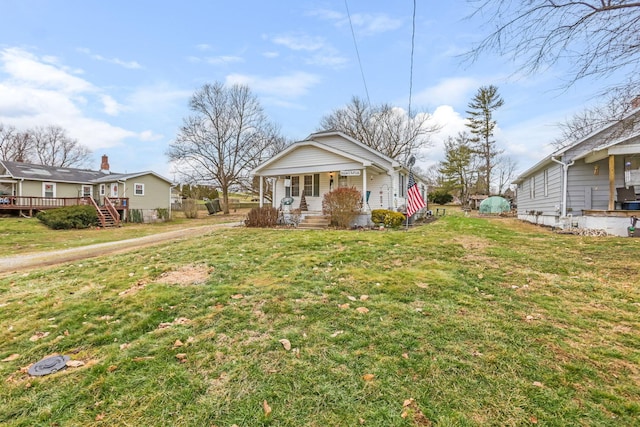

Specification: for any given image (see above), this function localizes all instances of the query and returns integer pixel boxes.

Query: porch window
[111,183,119,197]
[624,156,640,187]
[43,182,55,198]
[291,176,300,197]
[82,185,92,198]
[134,183,145,196]
[100,184,106,196]
[303,174,320,197]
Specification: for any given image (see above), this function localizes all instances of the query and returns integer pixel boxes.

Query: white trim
[43,182,56,198]
[134,182,145,196]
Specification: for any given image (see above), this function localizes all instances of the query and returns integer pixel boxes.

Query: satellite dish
[408,155,416,167]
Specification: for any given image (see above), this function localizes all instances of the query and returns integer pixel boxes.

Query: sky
[0,0,612,181]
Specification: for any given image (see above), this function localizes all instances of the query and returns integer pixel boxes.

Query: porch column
[362,168,368,211]
[259,176,264,208]
[609,155,615,210]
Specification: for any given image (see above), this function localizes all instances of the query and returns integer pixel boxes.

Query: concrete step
[297,215,330,229]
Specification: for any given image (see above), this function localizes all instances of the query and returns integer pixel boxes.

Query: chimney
[100,154,110,173]
[631,96,640,110]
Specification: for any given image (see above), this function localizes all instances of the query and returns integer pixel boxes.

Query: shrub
[245,206,278,227]
[156,208,171,221]
[322,187,363,228]
[36,205,99,230]
[371,209,406,228]
[182,198,199,219]
[428,190,453,205]
[128,209,143,223]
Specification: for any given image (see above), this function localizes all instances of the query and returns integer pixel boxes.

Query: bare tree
[466,1,640,96]
[318,96,439,163]
[466,85,505,195]
[29,125,92,167]
[554,89,640,148]
[1,124,31,162]
[167,82,283,214]
[494,155,518,196]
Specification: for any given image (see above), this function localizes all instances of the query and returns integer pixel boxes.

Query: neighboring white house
[251,130,428,226]
[513,106,640,236]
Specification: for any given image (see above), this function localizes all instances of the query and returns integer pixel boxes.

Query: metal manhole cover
[28,355,70,376]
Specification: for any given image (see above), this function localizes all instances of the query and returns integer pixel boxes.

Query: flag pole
[405,166,411,231]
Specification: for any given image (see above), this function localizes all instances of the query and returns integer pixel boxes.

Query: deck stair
[297,215,330,230]
[97,206,119,227]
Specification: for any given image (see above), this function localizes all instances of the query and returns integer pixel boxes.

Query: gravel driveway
[0,223,238,276]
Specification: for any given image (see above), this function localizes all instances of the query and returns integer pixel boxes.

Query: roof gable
[252,131,398,175]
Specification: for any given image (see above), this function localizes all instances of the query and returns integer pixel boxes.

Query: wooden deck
[0,196,129,216]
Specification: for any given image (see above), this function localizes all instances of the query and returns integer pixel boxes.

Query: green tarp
[479,196,511,214]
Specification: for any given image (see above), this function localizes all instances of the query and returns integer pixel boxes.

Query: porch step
[297,215,330,230]
[97,207,119,228]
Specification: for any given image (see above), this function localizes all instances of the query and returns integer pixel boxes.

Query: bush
[428,190,453,205]
[322,187,363,228]
[371,209,406,228]
[156,208,171,221]
[36,205,99,230]
[182,198,199,219]
[245,206,278,227]
[128,209,143,223]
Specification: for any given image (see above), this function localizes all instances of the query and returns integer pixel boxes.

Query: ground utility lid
[28,355,70,376]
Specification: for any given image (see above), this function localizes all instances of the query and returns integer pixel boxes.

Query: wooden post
[609,155,615,211]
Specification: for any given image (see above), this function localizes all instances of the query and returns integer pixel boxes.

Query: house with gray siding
[251,130,428,227]
[513,107,640,236]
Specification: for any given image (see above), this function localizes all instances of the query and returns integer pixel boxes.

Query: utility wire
[345,0,370,105]
[408,0,416,119]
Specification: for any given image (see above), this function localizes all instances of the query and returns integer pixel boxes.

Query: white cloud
[308,9,402,36]
[349,13,403,36]
[262,51,280,59]
[205,55,244,65]
[271,34,326,51]
[225,71,321,99]
[2,48,94,93]
[101,94,122,116]
[77,47,142,69]
[139,130,164,141]
[413,77,480,108]
[196,44,212,51]
[0,47,140,150]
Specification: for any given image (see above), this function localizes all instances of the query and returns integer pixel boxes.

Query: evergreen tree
[465,85,504,195]
[438,132,474,206]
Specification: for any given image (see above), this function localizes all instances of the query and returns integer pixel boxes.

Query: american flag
[406,170,426,217]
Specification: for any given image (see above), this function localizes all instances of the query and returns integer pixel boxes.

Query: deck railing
[0,196,92,209]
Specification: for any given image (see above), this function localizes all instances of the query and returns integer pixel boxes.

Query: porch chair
[616,186,640,210]
[616,186,639,202]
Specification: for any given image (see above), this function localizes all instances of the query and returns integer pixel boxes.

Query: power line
[344,0,370,105]
[408,0,416,118]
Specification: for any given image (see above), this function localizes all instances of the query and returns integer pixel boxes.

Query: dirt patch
[154,264,213,286]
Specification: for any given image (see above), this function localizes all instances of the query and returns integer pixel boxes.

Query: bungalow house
[513,105,640,236]
[251,130,428,227]
[0,155,174,224]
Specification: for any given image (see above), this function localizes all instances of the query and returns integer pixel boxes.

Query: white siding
[260,146,362,176]
[516,163,562,216]
[312,135,393,169]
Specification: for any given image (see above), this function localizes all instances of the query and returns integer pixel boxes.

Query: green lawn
[1,214,639,426]
[0,210,248,255]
